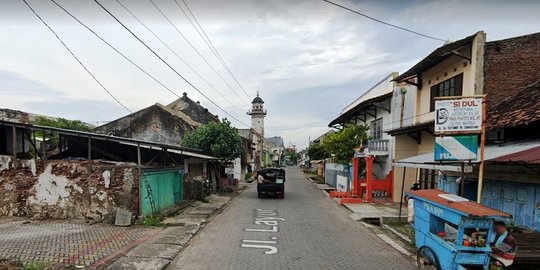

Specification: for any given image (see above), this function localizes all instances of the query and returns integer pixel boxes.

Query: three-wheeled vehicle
[256,168,285,198]
[407,189,512,270]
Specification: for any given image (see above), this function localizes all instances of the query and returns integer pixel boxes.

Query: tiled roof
[394,33,478,82]
[487,82,540,130]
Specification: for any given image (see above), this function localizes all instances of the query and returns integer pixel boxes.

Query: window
[430,73,463,111]
[419,169,437,189]
[370,118,383,140]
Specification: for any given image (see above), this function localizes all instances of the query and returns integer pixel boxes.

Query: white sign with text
[435,98,483,134]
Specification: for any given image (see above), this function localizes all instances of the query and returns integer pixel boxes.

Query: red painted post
[352,157,360,197]
[365,156,373,203]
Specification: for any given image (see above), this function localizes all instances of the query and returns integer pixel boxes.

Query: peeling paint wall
[0,155,139,222]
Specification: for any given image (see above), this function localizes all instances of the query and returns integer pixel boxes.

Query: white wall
[341,72,396,113]
[391,83,417,129]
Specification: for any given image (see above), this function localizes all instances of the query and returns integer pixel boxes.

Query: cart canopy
[407,189,512,218]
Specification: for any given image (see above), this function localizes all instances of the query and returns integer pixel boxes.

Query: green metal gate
[140,168,183,217]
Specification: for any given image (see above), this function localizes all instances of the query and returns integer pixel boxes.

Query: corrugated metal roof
[1,120,217,160]
[394,140,540,170]
[408,189,512,218]
[491,145,540,164]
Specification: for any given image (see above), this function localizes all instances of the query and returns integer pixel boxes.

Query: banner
[434,135,478,161]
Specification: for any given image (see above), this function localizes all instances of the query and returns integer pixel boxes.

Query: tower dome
[252,94,264,104]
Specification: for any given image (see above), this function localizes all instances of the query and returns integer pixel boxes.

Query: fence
[324,163,351,189]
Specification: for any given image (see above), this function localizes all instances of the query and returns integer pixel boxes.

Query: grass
[22,262,54,270]
[306,173,325,184]
[137,214,165,227]
[387,222,416,250]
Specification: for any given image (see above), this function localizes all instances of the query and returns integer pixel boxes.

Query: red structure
[330,155,393,204]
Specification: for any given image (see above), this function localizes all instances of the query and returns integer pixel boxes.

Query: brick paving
[0,219,158,268]
[170,167,416,270]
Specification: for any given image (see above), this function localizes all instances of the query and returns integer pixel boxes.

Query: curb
[104,192,240,270]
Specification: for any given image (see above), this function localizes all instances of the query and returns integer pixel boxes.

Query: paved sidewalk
[0,219,157,268]
[107,195,232,270]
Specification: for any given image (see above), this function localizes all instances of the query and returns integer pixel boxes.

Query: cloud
[1,0,540,150]
[0,69,64,96]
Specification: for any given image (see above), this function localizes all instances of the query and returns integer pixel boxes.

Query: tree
[34,116,91,132]
[307,143,328,160]
[180,119,244,162]
[323,125,369,164]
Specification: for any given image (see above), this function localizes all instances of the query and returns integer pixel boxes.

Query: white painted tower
[247,92,266,137]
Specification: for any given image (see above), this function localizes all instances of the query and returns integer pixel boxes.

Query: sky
[1,0,539,149]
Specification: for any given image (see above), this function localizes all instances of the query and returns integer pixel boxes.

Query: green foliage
[245,172,254,182]
[180,119,244,162]
[34,116,91,132]
[138,215,165,227]
[307,143,328,161]
[22,261,53,270]
[323,125,369,164]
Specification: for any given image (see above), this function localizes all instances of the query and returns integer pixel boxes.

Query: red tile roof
[408,189,512,218]
[487,81,540,130]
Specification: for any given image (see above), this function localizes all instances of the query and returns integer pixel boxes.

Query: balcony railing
[367,139,389,155]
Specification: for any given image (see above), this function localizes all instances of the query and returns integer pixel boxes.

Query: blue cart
[407,189,512,270]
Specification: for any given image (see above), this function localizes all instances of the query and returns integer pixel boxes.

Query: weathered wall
[0,155,138,222]
[94,105,196,145]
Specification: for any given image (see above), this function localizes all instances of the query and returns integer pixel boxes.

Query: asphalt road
[170,167,415,270]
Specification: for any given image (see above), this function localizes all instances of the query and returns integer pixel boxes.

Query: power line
[93,0,250,127]
[177,0,252,99]
[49,0,181,99]
[147,0,250,105]
[22,0,131,113]
[114,0,241,111]
[322,0,447,42]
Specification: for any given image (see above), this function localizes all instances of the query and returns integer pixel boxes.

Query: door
[140,168,183,217]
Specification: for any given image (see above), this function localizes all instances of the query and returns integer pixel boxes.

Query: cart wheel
[416,246,440,270]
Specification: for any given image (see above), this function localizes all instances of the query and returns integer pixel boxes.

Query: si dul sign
[435,98,482,134]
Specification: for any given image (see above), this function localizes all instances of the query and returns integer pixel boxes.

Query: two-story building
[328,73,397,199]
[388,31,540,231]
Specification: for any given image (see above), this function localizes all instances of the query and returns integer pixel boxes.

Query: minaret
[247,92,266,137]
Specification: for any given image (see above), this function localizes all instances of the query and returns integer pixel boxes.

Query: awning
[394,140,540,172]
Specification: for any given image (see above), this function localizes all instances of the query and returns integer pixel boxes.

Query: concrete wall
[0,155,138,222]
[94,105,196,145]
[416,32,485,123]
[342,72,396,113]
[391,83,417,130]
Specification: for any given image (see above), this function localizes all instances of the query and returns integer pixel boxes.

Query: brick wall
[0,156,139,222]
[484,32,540,109]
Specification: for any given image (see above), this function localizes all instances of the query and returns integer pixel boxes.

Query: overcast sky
[1,0,539,149]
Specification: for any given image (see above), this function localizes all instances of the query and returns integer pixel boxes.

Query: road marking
[241,209,284,255]
[240,241,279,255]
[242,240,278,244]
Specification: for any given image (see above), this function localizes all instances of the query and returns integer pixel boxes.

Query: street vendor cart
[407,189,512,270]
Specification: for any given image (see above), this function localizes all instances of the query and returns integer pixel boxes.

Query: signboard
[336,175,348,192]
[225,167,234,175]
[435,98,482,134]
[434,135,478,161]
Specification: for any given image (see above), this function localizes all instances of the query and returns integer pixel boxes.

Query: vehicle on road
[256,168,285,198]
